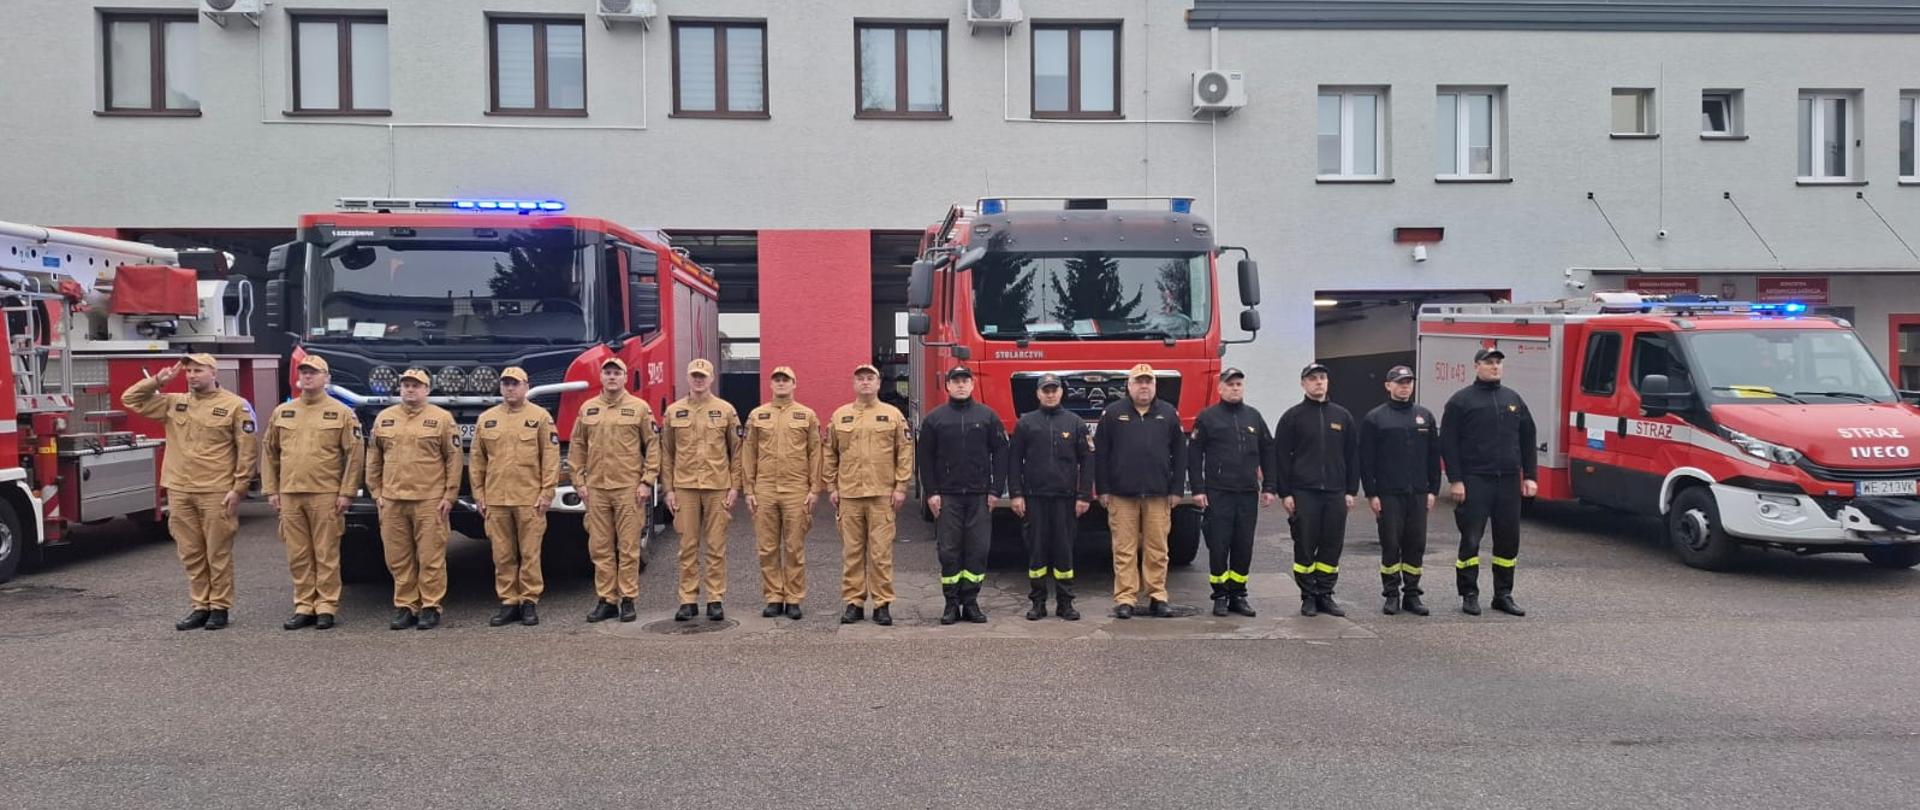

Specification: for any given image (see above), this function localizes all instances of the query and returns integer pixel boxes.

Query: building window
[1436,88,1502,178]
[489,17,586,116]
[1901,94,1916,180]
[291,15,389,114]
[1317,88,1386,178]
[1611,88,1655,136]
[102,13,198,114]
[1031,23,1121,119]
[855,22,947,118]
[1798,91,1860,181]
[1702,90,1743,137]
[673,20,768,117]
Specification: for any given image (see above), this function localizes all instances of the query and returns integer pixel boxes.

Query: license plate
[457,423,477,446]
[1857,479,1918,496]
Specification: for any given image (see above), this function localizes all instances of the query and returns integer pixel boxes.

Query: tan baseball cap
[1128,363,1156,380]
[181,353,219,369]
[853,363,880,376]
[398,368,432,386]
[687,358,715,377]
[601,357,628,372]
[500,366,529,383]
[770,365,796,381]
[295,355,329,373]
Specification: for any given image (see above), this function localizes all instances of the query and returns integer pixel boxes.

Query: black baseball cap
[1474,347,1506,363]
[946,366,974,381]
[1037,373,1062,389]
[1221,367,1246,381]
[1300,363,1330,379]
[1387,365,1415,381]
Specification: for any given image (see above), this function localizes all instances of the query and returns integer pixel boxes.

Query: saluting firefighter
[743,365,822,621]
[1187,367,1277,618]
[567,357,659,624]
[823,363,914,626]
[1274,363,1360,618]
[471,367,560,628]
[918,366,1008,625]
[122,353,258,631]
[1095,364,1187,620]
[1358,365,1442,617]
[1006,373,1092,622]
[1439,347,1538,617]
[261,355,362,631]
[366,368,462,631]
[663,358,743,622]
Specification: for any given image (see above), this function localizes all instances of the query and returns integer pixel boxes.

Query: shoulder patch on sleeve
[354,424,363,440]
[242,419,256,434]
[550,431,560,444]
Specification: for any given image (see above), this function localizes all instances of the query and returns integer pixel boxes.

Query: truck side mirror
[907,260,935,309]
[266,241,302,276]
[627,280,661,336]
[952,346,972,361]
[1237,259,1260,306]
[1640,374,1694,417]
[1239,308,1261,334]
[953,246,988,272]
[906,312,930,336]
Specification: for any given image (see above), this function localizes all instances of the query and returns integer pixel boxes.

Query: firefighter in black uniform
[918,366,1008,625]
[1007,373,1093,622]
[1274,363,1361,617]
[1439,347,1538,617]
[1359,365,1442,617]
[1188,368,1277,617]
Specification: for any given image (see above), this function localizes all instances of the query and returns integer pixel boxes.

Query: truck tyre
[339,526,389,584]
[0,498,24,584]
[1863,545,1920,569]
[1668,487,1740,571]
[1167,505,1203,567]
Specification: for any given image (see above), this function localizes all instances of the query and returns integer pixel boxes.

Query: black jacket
[1007,406,1093,500]
[1273,397,1361,496]
[1440,379,1539,480]
[917,398,1007,496]
[1359,399,1442,496]
[1188,400,1276,494]
[1094,399,1187,497]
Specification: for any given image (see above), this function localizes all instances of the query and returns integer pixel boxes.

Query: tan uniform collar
[401,402,425,415]
[299,391,328,405]
[597,390,625,405]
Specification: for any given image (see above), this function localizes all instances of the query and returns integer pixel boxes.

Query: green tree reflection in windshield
[1049,252,1144,331]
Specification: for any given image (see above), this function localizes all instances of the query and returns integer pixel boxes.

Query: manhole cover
[644,618,737,635]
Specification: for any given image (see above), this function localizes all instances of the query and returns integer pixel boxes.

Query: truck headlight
[1720,427,1803,465]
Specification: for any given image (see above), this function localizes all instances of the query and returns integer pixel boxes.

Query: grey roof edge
[1187,1,1920,33]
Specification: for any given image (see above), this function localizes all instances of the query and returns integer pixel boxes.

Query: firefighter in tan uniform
[567,357,660,623]
[823,363,914,627]
[471,367,560,628]
[366,368,462,631]
[663,358,743,622]
[261,355,362,631]
[743,366,822,621]
[122,353,258,632]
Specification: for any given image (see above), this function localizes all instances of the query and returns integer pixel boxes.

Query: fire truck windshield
[1680,328,1897,404]
[305,229,591,344]
[970,251,1211,340]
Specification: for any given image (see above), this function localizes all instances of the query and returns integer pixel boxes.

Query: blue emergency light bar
[1750,302,1808,315]
[976,196,1198,215]
[453,199,566,211]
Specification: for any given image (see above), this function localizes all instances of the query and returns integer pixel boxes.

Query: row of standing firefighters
[130,346,1539,631]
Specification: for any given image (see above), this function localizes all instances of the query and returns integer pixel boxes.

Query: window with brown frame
[1031,23,1121,119]
[672,20,768,118]
[854,21,947,119]
[291,15,390,114]
[102,12,199,114]
[489,17,586,116]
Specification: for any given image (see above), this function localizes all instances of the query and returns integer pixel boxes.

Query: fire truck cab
[1418,293,1920,570]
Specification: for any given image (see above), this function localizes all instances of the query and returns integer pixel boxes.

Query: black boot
[488,604,523,627]
[873,604,893,626]
[1149,599,1173,618]
[1461,596,1482,615]
[389,608,417,630]
[1315,594,1346,617]
[175,609,211,631]
[284,612,317,630]
[1212,597,1230,616]
[1382,597,1401,615]
[962,602,988,623]
[1300,596,1318,617]
[415,607,441,630]
[763,602,784,618]
[204,609,229,630]
[939,600,961,625]
[520,603,540,626]
[315,613,336,630]
[586,601,617,622]
[841,604,865,624]
[619,598,637,623]
[1401,594,1429,616]
[1491,595,1527,616]
[1227,596,1257,617]
[1112,603,1133,619]
[1026,599,1046,621]
[673,603,698,622]
[706,601,725,622]
[1057,599,1080,621]
[785,603,803,620]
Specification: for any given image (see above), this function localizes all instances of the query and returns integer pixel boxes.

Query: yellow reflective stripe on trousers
[958,570,987,583]
[1456,556,1480,569]
[1028,567,1050,579]
[1291,563,1312,574]
[1208,573,1229,585]
[1311,562,1338,574]
[1492,556,1518,568]
[1380,563,1402,575]
[1052,568,1074,580]
[939,574,961,585]
[1224,570,1249,584]
[1401,565,1423,576]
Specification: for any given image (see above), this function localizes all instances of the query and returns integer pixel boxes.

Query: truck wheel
[1668,487,1740,571]
[1863,545,1920,569]
[1167,506,1203,567]
[339,526,389,584]
[0,498,24,584]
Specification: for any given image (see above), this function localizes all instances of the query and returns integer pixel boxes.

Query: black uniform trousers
[1454,474,1521,598]
[936,494,992,605]
[1375,493,1428,598]
[1023,496,1077,604]
[1288,489,1347,597]
[1203,491,1259,600]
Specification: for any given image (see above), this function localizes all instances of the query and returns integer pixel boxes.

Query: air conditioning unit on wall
[968,0,1023,34]
[597,0,657,29]
[200,0,261,28]
[1192,70,1247,117]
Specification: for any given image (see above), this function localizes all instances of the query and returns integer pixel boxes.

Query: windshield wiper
[1024,330,1084,341]
[1099,329,1181,341]
[1791,390,1881,402]
[1709,386,1804,404]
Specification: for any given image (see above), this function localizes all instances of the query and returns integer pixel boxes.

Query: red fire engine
[265,197,719,577]
[1417,293,1920,570]
[906,195,1261,563]
[0,220,267,583]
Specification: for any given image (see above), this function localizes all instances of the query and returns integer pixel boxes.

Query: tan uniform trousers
[380,499,449,610]
[675,489,731,603]
[1108,496,1172,605]
[279,493,343,614]
[485,505,547,605]
[837,495,896,606]
[584,488,642,602]
[169,491,238,610]
[753,493,809,603]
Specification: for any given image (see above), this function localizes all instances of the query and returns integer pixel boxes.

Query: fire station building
[6,0,1920,415]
